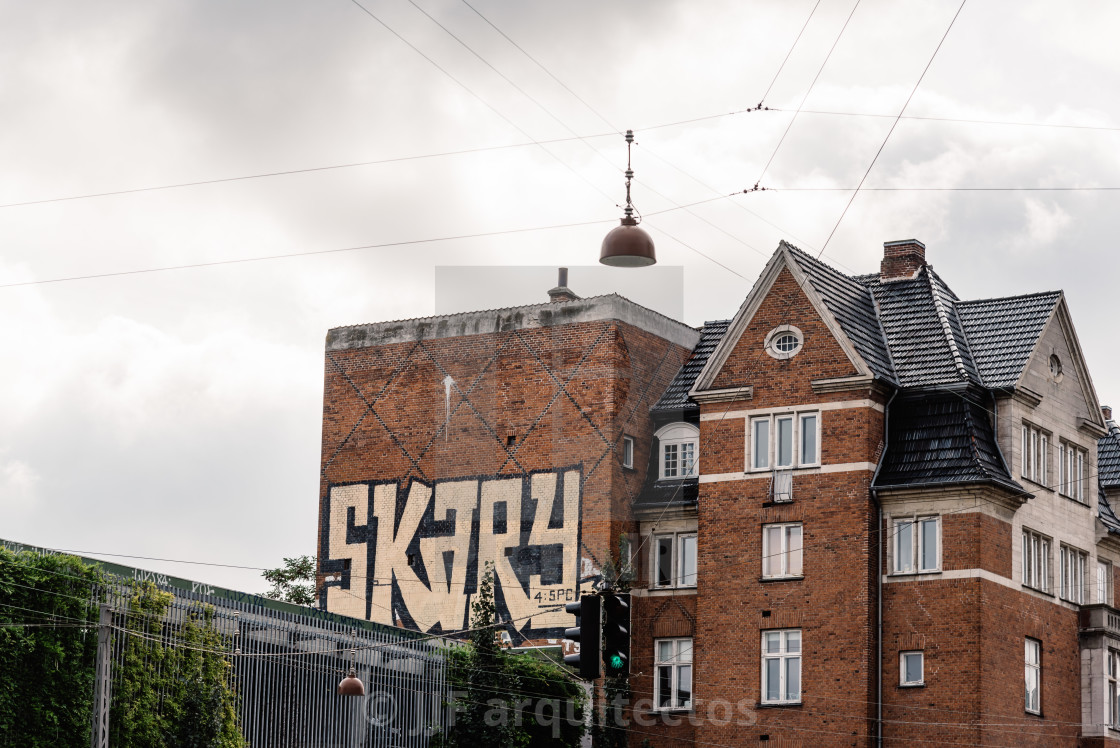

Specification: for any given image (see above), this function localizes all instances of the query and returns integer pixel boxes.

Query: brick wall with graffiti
[318,304,695,640]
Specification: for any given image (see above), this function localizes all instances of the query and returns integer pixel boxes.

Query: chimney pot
[880,239,927,282]
[1104,405,1113,421]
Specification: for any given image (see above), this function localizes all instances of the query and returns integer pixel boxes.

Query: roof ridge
[957,290,1062,307]
[925,268,971,382]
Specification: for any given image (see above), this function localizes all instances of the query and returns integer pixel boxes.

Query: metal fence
[1,539,450,748]
[91,587,450,748]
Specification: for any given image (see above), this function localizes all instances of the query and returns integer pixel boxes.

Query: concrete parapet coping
[326,293,700,351]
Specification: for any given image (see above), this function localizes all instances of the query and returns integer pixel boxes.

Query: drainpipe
[870,388,898,748]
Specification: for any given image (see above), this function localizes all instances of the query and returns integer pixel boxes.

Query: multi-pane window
[657,423,699,480]
[1099,560,1114,606]
[1025,639,1041,714]
[622,435,634,469]
[1059,441,1088,503]
[655,638,692,711]
[1020,423,1048,485]
[893,516,940,574]
[762,523,803,579]
[900,651,924,687]
[750,412,820,470]
[663,442,696,478]
[653,533,697,588]
[1109,650,1120,728]
[762,630,801,704]
[1060,545,1087,604]
[1022,529,1051,593]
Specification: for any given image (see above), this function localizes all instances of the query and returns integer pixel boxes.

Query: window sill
[645,587,698,597]
[1021,476,1053,493]
[749,465,819,474]
[650,708,693,716]
[888,569,942,578]
[898,683,925,689]
[757,701,802,709]
[760,575,804,583]
[1058,494,1090,507]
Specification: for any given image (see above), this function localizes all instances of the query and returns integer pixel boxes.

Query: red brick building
[318,242,1120,746]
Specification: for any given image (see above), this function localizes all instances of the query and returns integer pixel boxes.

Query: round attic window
[764,325,804,360]
[1049,354,1063,382]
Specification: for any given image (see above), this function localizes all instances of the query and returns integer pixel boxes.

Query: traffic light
[601,592,630,677]
[563,595,601,680]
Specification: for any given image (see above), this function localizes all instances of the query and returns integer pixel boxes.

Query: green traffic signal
[609,654,624,670]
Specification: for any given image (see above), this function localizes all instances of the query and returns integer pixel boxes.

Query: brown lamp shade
[600,217,656,267]
[338,668,366,696]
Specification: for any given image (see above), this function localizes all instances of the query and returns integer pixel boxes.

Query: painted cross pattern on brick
[320,324,685,638]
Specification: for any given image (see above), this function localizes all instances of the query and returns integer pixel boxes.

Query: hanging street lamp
[599,130,656,267]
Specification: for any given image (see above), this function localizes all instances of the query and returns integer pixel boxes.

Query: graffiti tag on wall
[321,467,584,638]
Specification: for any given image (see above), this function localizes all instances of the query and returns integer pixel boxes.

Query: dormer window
[656,423,699,480]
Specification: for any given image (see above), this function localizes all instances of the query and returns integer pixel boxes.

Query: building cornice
[326,294,700,351]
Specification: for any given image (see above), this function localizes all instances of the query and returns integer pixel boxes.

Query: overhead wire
[815,0,968,255]
[753,0,862,188]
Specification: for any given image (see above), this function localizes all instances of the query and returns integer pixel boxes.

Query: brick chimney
[880,239,927,282]
[548,267,579,303]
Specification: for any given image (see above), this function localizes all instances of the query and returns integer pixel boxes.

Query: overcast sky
[3,0,1119,593]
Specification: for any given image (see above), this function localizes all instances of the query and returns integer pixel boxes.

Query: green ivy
[0,548,104,747]
[0,549,245,747]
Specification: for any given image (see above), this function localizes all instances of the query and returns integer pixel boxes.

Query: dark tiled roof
[1098,420,1120,491]
[1099,491,1120,535]
[956,292,1061,389]
[784,244,895,382]
[651,320,730,415]
[859,268,978,388]
[634,478,698,509]
[1099,420,1120,533]
[873,390,1022,493]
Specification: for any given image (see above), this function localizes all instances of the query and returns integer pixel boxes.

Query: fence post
[90,605,112,748]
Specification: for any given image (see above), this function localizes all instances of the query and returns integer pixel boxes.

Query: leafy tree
[262,555,316,606]
[431,564,586,748]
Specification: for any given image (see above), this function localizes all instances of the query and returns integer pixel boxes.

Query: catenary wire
[754,0,862,187]
[815,0,967,255]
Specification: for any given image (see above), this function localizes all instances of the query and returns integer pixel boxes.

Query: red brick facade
[318,246,1120,747]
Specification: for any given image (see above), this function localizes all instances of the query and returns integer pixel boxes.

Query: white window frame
[748,411,821,471]
[656,423,699,480]
[1059,441,1089,503]
[1099,560,1114,606]
[651,532,697,589]
[654,638,693,711]
[761,629,801,704]
[1109,649,1120,729]
[763,325,804,360]
[1025,638,1041,714]
[892,516,940,574]
[762,523,803,579]
[1020,423,1049,486]
[621,435,634,469]
[899,651,924,687]
[1022,528,1052,593]
[1060,544,1087,604]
